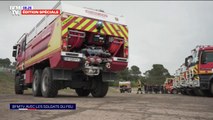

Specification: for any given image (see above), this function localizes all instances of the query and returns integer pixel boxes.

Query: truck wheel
[75,88,90,97]
[32,70,42,96]
[91,78,109,98]
[202,90,212,97]
[41,67,58,97]
[15,75,24,94]
[181,90,187,95]
[193,89,204,96]
[172,89,178,94]
[186,89,196,96]
[211,81,213,96]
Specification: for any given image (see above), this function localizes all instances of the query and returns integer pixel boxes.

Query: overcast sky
[0,1,213,75]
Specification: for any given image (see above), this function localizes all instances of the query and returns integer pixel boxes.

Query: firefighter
[136,79,142,94]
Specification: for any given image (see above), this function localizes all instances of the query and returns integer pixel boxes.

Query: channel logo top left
[10,5,33,16]
[9,5,60,16]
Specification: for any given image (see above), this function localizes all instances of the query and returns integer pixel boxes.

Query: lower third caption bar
[10,103,76,110]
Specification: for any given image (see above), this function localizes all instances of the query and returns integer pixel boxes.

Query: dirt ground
[0,88,213,120]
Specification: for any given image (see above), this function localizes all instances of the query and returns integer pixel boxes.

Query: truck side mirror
[12,45,17,57]
[13,45,17,49]
[12,51,17,57]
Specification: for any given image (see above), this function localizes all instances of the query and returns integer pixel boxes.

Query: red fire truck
[184,45,213,96]
[12,2,128,98]
[164,78,178,94]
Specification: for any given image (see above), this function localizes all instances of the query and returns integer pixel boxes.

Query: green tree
[0,58,11,67]
[129,65,141,81]
[130,65,141,76]
[144,64,171,85]
[117,67,130,81]
[12,62,17,67]
[117,65,142,81]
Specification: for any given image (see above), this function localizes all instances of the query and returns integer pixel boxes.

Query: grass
[0,71,14,94]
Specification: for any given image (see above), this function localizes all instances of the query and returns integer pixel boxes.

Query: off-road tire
[15,75,24,94]
[210,81,213,96]
[181,90,187,95]
[32,70,42,96]
[186,89,196,96]
[202,90,212,97]
[91,77,109,98]
[172,89,178,94]
[75,88,90,97]
[193,89,205,96]
[41,67,58,98]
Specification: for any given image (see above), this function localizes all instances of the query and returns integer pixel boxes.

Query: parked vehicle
[164,78,178,94]
[12,2,128,98]
[171,45,213,96]
[119,81,131,93]
[184,45,213,96]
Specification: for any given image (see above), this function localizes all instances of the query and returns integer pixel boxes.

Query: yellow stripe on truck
[113,24,125,38]
[76,19,91,30]
[61,15,128,40]
[61,16,77,36]
[106,23,118,36]
[62,16,73,26]
[103,25,111,35]
[85,21,97,31]
[62,17,83,36]
[119,25,128,38]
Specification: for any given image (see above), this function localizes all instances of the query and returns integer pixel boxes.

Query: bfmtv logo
[10,5,33,16]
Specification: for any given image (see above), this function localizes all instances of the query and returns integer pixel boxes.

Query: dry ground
[0,71,213,120]
[0,90,213,120]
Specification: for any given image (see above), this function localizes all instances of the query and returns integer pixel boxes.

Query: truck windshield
[206,52,213,63]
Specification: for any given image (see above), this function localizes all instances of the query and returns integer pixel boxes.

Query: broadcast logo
[9,5,60,16]
[10,5,33,16]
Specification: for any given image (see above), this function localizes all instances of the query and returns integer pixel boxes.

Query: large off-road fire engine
[12,2,128,98]
[183,45,213,96]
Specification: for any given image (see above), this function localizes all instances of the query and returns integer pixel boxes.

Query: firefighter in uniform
[137,79,142,94]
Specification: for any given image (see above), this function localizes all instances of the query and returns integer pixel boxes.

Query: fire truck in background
[12,2,128,98]
[164,78,178,94]
[183,45,213,96]
[166,45,213,96]
[178,64,188,95]
[164,68,183,94]
[179,64,187,87]
[174,68,181,91]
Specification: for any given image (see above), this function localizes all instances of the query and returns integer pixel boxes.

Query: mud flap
[102,72,117,82]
